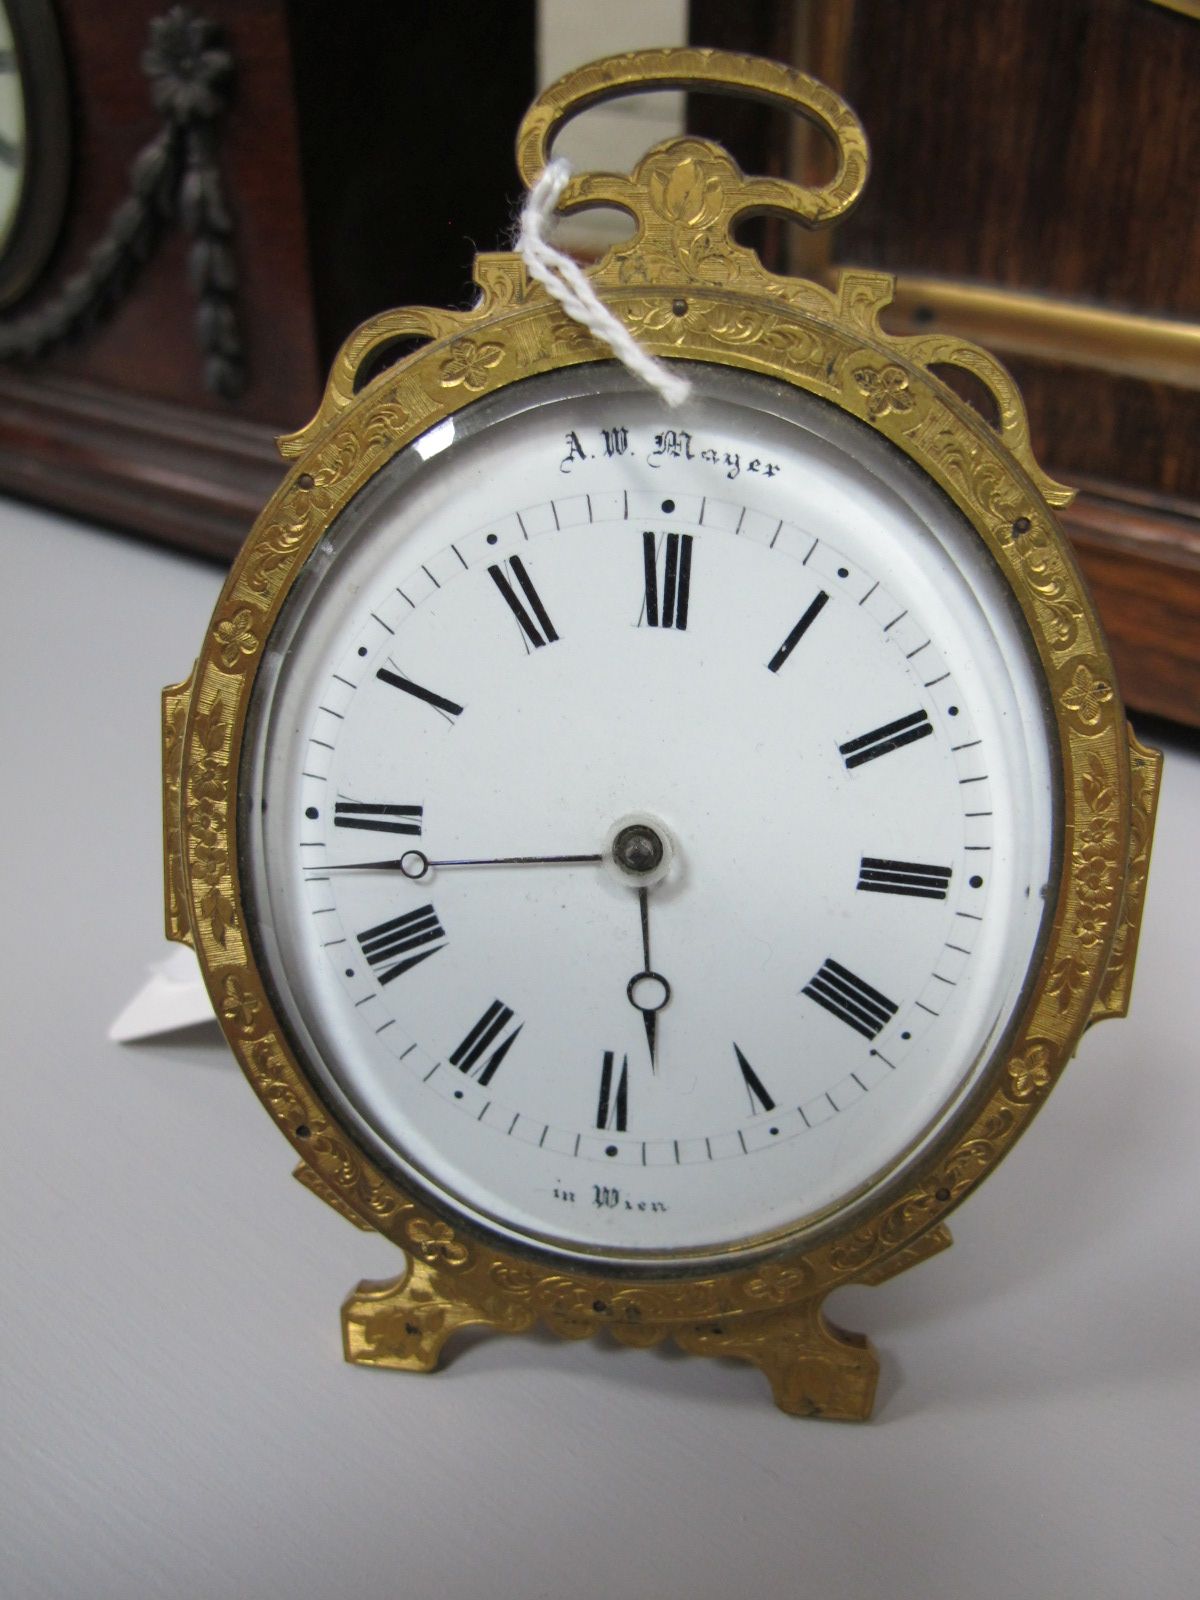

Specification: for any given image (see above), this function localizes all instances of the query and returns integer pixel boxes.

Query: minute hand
[312,850,603,873]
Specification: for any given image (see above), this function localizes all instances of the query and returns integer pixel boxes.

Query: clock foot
[341,1259,878,1416]
[673,1298,879,1421]
[341,1255,535,1373]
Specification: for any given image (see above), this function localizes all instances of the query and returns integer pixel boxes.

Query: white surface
[108,946,212,1042]
[2,495,1198,1600]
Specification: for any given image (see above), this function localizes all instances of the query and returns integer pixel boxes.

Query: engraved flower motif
[1072,906,1110,949]
[212,607,259,670]
[280,470,338,532]
[407,1218,470,1266]
[1047,953,1091,1014]
[190,798,223,848]
[439,338,504,393]
[853,363,915,419]
[745,1262,808,1304]
[142,6,232,124]
[191,839,225,887]
[1008,1043,1052,1101]
[648,156,725,228]
[1061,663,1114,727]
[192,757,227,804]
[220,973,260,1034]
[1076,854,1113,899]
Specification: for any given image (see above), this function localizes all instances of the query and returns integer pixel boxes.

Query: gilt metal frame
[162,49,1159,1419]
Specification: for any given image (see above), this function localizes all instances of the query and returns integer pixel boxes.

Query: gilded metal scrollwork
[163,48,1160,1420]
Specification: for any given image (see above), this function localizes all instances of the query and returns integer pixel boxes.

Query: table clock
[162,49,1159,1418]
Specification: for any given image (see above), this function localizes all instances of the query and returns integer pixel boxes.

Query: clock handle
[515,47,869,233]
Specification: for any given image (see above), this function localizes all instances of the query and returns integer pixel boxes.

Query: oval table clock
[162,50,1160,1420]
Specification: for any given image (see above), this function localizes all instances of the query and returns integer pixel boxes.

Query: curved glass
[242,363,1057,1270]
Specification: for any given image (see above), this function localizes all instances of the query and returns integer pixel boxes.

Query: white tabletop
[2,495,1197,1600]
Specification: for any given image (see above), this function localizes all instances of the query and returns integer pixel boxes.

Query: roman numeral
[0,131,20,168]
[767,590,829,672]
[489,556,558,649]
[857,856,952,900]
[449,1001,523,1085]
[733,1044,775,1113]
[840,709,932,769]
[642,531,692,629]
[376,665,463,720]
[803,957,897,1040]
[596,1050,629,1131]
[334,801,423,836]
[357,904,446,984]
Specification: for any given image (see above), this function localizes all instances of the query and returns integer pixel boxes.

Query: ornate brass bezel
[163,50,1160,1418]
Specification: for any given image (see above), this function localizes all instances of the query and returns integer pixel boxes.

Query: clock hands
[626,886,671,1071]
[309,848,603,880]
[315,816,676,1072]
[610,825,673,1073]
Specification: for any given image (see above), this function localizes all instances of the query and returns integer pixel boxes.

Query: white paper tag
[109,945,217,1042]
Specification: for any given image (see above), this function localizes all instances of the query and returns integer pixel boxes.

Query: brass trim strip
[879,277,1200,391]
[1147,0,1200,21]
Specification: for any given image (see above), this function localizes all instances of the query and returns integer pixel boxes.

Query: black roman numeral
[357,904,446,984]
[335,801,423,836]
[803,957,897,1040]
[733,1044,775,1113]
[376,665,463,720]
[840,709,932,769]
[489,556,558,649]
[767,590,829,672]
[596,1050,629,1131]
[449,1000,523,1085]
[642,531,692,629]
[857,856,952,900]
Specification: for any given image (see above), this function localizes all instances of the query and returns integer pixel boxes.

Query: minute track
[254,373,1043,1261]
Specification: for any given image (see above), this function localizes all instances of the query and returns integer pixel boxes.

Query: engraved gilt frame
[163,50,1159,1419]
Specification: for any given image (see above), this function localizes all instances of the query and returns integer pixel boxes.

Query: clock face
[242,364,1056,1271]
[0,0,27,253]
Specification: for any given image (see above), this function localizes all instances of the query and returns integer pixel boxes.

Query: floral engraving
[212,606,259,670]
[1007,1043,1053,1101]
[219,972,260,1035]
[407,1219,470,1267]
[853,363,914,419]
[648,155,725,228]
[1061,663,1114,729]
[186,694,237,947]
[440,338,504,392]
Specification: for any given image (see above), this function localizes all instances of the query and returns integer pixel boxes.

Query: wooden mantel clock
[162,50,1160,1419]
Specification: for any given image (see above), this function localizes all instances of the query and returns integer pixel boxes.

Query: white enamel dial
[244,364,1056,1270]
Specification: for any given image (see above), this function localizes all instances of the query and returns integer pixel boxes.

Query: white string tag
[517,157,691,408]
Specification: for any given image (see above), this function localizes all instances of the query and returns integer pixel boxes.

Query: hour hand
[627,886,670,1070]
